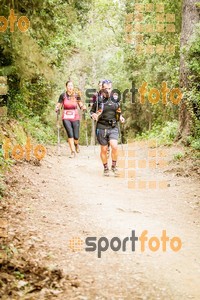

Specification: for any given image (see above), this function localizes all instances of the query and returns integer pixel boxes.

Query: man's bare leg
[100,145,109,176]
[109,139,119,175]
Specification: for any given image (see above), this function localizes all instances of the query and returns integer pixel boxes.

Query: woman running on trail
[55,81,86,158]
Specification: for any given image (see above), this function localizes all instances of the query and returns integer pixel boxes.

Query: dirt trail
[4,143,200,299]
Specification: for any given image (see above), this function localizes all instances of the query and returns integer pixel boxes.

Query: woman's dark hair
[66,80,73,87]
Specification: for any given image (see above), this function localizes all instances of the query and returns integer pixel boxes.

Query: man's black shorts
[96,127,119,145]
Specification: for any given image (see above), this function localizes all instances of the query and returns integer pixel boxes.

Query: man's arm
[120,115,125,123]
[116,102,125,123]
[74,91,86,111]
[90,100,98,121]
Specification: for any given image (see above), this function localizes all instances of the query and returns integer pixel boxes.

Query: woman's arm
[78,100,86,111]
[55,102,62,112]
[75,91,86,111]
[55,93,64,112]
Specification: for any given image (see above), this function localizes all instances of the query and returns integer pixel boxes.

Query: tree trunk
[176,0,200,141]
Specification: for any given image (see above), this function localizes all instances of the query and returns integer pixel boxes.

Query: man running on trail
[90,79,125,176]
[55,80,86,158]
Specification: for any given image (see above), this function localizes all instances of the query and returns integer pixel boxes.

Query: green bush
[173,152,184,161]
[21,116,57,144]
[191,139,200,150]
[135,121,179,145]
[79,116,92,146]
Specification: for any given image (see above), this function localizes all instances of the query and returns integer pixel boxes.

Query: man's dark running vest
[97,97,119,128]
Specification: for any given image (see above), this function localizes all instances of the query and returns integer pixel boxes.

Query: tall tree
[177,0,200,140]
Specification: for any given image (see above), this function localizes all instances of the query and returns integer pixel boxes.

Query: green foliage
[0,0,198,149]
[0,151,13,199]
[173,152,184,161]
[123,0,182,137]
[0,144,15,177]
[21,116,57,144]
[78,113,93,146]
[22,76,53,116]
[134,120,179,145]
[191,139,200,150]
[186,23,200,140]
[0,0,95,145]
[13,271,25,280]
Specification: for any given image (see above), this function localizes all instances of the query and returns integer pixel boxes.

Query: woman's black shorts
[63,120,80,140]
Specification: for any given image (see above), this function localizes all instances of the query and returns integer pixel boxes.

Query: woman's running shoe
[69,151,76,158]
[75,144,80,153]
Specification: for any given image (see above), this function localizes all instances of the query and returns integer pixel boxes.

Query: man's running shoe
[103,168,110,177]
[111,167,120,177]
